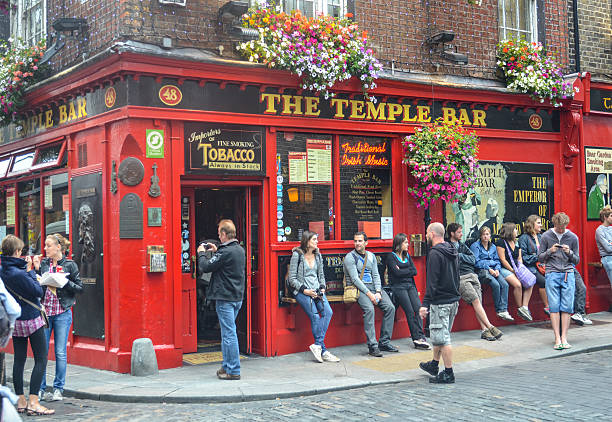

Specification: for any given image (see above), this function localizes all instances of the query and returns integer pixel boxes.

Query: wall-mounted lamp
[218,1,259,41]
[424,30,468,65]
[41,18,88,64]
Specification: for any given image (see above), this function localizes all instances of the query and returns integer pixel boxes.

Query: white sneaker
[570,313,585,326]
[309,344,323,363]
[322,351,340,362]
[51,389,63,401]
[42,391,54,402]
[581,314,593,325]
[497,311,514,321]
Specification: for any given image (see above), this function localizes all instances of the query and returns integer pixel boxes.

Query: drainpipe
[572,0,580,72]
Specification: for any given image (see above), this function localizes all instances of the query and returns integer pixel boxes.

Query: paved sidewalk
[7,311,612,403]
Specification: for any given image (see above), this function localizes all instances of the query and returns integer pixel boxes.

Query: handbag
[6,286,49,328]
[343,253,367,303]
[535,262,546,276]
[504,241,536,288]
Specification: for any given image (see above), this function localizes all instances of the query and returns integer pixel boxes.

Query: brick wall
[568,0,612,81]
[45,0,571,81]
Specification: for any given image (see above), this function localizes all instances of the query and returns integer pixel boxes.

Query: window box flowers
[236,7,382,100]
[0,40,47,126]
[402,119,479,209]
[496,39,574,107]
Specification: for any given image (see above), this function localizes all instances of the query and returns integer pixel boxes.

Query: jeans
[480,272,509,313]
[573,270,586,314]
[295,292,333,351]
[391,283,425,341]
[356,284,395,348]
[602,256,612,287]
[12,327,48,396]
[216,300,242,376]
[545,272,575,314]
[40,309,72,393]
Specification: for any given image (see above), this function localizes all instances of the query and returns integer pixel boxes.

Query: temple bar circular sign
[184,122,265,176]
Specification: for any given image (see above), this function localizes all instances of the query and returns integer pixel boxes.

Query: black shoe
[419,360,439,376]
[429,371,455,384]
[379,343,399,353]
[368,346,383,357]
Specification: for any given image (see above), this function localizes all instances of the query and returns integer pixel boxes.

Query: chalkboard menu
[278,252,388,302]
[339,136,392,240]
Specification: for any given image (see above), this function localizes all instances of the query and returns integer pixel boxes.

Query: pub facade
[0,43,605,372]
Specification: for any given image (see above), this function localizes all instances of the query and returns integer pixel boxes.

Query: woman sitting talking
[470,226,513,321]
[287,231,339,363]
[385,233,430,350]
[518,215,549,315]
[496,222,534,321]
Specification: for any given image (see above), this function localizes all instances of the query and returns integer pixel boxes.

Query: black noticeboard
[278,252,387,304]
[72,173,105,339]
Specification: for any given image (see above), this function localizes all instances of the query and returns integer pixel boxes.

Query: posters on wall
[444,161,554,244]
[585,147,612,220]
[6,186,15,226]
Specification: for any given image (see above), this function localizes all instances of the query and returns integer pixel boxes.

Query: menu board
[6,186,15,226]
[306,139,332,183]
[288,152,307,184]
[44,177,53,209]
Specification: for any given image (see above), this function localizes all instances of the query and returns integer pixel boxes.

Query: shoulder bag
[527,236,546,275]
[6,286,49,328]
[504,241,536,288]
[343,253,366,303]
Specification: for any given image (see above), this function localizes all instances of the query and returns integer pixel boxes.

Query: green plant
[402,119,480,209]
[236,6,382,100]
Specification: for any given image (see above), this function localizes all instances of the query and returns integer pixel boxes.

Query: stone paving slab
[6,311,612,403]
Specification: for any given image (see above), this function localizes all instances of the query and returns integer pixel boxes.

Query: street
[25,348,612,421]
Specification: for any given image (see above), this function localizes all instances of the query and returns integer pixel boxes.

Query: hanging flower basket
[496,39,575,107]
[0,39,48,126]
[402,119,479,209]
[236,7,382,100]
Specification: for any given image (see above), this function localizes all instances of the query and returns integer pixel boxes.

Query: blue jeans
[602,256,612,287]
[545,272,575,314]
[481,272,509,313]
[40,309,72,393]
[295,292,333,351]
[216,300,242,376]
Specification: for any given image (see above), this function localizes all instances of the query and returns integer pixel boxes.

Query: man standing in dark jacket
[419,222,460,384]
[197,219,245,380]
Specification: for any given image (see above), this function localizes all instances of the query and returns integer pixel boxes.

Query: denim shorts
[545,271,575,314]
[500,268,513,279]
[429,302,459,346]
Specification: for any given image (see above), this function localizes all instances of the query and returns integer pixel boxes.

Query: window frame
[251,0,346,17]
[10,0,47,46]
[498,0,537,42]
[5,139,66,178]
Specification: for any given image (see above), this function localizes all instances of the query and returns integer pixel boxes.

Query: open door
[180,188,198,353]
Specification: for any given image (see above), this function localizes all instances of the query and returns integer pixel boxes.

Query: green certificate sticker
[146,129,164,158]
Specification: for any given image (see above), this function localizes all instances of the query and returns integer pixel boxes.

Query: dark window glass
[276,132,334,242]
[34,144,62,165]
[18,179,41,255]
[0,185,16,238]
[339,136,392,240]
[44,173,69,243]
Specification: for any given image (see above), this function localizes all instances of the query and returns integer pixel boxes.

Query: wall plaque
[118,157,145,186]
[120,193,143,238]
[148,207,162,227]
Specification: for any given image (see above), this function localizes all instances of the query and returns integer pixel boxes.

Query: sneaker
[51,389,63,401]
[309,344,323,363]
[488,326,503,339]
[429,371,455,384]
[368,346,383,357]
[571,313,585,326]
[379,343,399,353]
[42,391,53,402]
[481,328,496,341]
[322,351,340,362]
[496,311,514,321]
[216,367,226,376]
[581,314,593,325]
[517,306,533,322]
[543,307,551,316]
[419,360,439,376]
[413,339,431,350]
[217,372,241,380]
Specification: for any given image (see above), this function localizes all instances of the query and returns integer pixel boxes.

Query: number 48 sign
[158,85,182,106]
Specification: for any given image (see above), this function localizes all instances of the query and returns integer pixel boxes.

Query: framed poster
[585,147,612,220]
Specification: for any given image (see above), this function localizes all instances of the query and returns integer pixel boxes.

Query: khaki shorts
[429,302,459,346]
[459,273,482,304]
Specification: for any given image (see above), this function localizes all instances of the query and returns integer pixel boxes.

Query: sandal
[16,406,26,414]
[553,343,564,350]
[561,343,572,349]
[27,405,55,416]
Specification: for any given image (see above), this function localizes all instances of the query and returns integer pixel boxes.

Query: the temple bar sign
[185,123,265,176]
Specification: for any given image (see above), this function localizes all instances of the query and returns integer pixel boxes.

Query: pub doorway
[180,186,259,364]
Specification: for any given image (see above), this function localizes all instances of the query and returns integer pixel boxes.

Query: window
[0,157,12,179]
[276,132,393,243]
[9,151,35,175]
[11,0,47,46]
[0,186,17,238]
[498,0,536,41]
[252,0,345,17]
[44,173,69,241]
[18,178,41,255]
